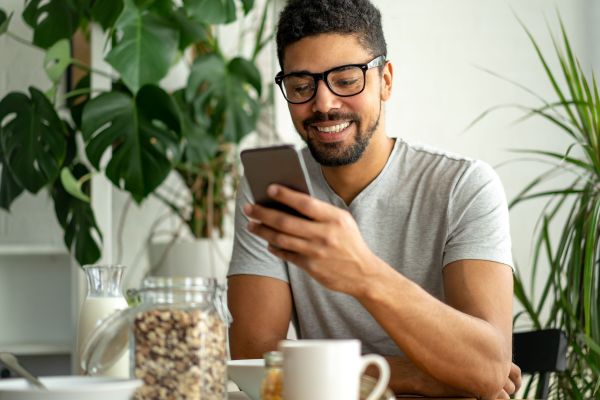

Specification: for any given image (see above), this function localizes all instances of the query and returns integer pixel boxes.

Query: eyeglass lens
[281,66,365,103]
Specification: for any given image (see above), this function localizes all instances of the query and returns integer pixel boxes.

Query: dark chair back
[513,329,568,399]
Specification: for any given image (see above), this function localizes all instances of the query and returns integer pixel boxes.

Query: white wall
[274,0,596,322]
[1,0,598,321]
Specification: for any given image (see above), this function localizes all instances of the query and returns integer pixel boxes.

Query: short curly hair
[276,0,387,70]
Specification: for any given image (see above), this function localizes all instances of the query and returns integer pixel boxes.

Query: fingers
[247,220,314,255]
[509,362,522,393]
[503,379,515,395]
[244,202,322,240]
[497,389,510,399]
[264,184,335,221]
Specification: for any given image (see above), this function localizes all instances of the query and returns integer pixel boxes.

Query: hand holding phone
[240,144,313,218]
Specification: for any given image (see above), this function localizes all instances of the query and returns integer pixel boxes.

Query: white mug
[279,339,390,400]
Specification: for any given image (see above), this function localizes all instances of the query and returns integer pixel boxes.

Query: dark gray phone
[240,144,313,218]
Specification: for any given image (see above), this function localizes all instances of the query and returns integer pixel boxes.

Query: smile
[314,121,351,133]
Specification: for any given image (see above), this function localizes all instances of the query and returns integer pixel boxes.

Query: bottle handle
[359,354,390,400]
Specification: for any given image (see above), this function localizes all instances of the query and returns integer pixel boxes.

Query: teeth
[315,122,350,133]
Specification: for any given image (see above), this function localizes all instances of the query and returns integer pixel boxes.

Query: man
[228,0,521,398]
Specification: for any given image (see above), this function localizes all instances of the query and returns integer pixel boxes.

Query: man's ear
[380,61,393,101]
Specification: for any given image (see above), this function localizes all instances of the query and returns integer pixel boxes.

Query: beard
[299,104,381,167]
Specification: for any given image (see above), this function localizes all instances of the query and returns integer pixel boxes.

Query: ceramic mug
[279,339,390,400]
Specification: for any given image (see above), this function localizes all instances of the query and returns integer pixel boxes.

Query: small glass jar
[261,351,283,400]
[132,277,228,400]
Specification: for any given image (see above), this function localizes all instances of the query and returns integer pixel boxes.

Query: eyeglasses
[274,55,386,104]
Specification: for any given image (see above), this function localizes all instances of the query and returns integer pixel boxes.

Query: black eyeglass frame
[274,55,387,104]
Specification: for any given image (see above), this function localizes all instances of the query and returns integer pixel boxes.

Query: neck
[321,132,395,205]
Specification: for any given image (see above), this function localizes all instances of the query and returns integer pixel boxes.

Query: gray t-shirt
[228,138,513,356]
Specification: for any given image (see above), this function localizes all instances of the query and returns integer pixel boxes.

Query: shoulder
[397,139,487,184]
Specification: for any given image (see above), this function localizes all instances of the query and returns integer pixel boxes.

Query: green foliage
[81,86,181,202]
[22,0,81,49]
[0,9,12,35]
[0,88,66,193]
[478,15,600,399]
[44,39,71,83]
[0,0,272,265]
[106,0,180,94]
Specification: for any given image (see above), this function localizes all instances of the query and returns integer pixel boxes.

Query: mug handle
[359,354,390,400]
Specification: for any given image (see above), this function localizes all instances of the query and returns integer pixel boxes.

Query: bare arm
[243,185,515,398]
[360,259,513,398]
[228,274,293,359]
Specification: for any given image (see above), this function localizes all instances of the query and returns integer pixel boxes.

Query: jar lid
[141,276,217,291]
[263,351,283,367]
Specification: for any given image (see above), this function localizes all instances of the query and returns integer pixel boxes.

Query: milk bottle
[76,264,130,377]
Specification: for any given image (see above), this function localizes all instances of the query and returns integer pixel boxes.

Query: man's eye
[335,78,359,87]
[293,84,312,94]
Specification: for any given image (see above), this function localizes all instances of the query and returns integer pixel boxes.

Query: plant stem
[63,87,103,100]
[6,31,35,48]
[71,59,116,80]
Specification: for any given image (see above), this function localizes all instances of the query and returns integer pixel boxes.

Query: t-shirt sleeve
[227,177,290,282]
[443,161,514,269]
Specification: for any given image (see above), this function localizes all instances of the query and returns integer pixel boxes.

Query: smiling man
[227,0,521,398]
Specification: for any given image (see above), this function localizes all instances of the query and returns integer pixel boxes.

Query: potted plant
[0,0,274,274]
[473,16,600,398]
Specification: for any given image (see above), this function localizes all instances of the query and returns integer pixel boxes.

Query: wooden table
[228,392,514,399]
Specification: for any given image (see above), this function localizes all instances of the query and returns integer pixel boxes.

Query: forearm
[366,356,471,397]
[358,258,511,398]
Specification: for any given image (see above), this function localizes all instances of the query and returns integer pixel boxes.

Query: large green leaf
[0,88,66,193]
[52,163,102,266]
[91,0,124,30]
[81,86,181,203]
[169,7,208,50]
[22,0,80,49]
[173,89,218,165]
[184,0,237,24]
[105,0,179,94]
[0,9,12,35]
[44,39,71,83]
[186,53,261,144]
[240,0,254,14]
[0,140,24,210]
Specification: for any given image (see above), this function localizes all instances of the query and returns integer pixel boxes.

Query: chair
[513,329,568,399]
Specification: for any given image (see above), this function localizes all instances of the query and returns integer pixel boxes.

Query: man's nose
[311,80,341,113]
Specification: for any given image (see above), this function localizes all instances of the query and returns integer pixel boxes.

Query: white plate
[227,359,265,400]
[0,376,142,400]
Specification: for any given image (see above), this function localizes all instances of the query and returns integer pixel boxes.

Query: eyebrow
[284,68,315,75]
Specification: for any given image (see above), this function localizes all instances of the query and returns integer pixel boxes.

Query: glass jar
[261,351,283,400]
[132,277,228,399]
[81,276,228,400]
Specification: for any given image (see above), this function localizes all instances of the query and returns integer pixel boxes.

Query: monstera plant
[0,0,272,265]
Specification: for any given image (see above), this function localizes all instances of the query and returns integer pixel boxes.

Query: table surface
[228,392,512,400]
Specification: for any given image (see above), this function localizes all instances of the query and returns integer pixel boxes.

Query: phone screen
[240,144,312,218]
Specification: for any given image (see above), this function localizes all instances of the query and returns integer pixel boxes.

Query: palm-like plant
[473,16,600,398]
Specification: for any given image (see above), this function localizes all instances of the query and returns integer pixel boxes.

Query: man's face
[281,33,392,167]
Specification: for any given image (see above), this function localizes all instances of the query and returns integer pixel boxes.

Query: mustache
[303,112,359,129]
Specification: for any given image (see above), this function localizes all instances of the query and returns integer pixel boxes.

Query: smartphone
[240,144,313,218]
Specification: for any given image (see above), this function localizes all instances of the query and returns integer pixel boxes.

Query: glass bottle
[261,351,283,400]
[76,264,129,377]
